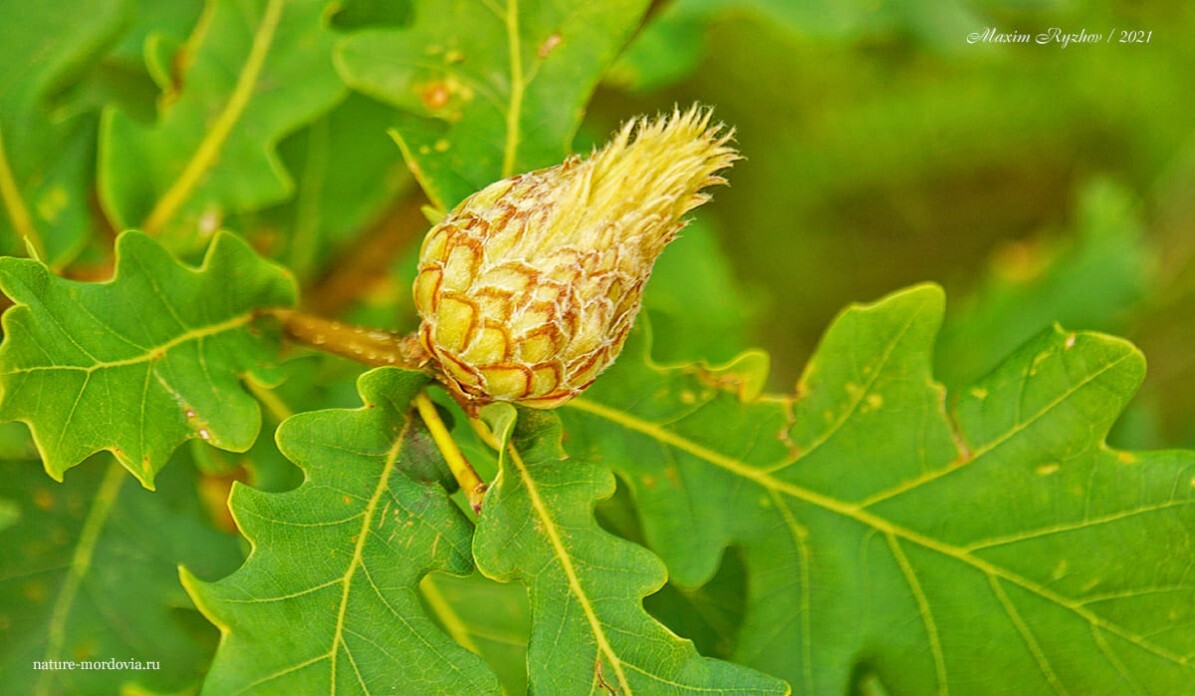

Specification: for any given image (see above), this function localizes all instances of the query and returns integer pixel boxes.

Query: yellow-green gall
[413,105,738,410]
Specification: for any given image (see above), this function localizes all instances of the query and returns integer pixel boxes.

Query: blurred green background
[587,0,1195,448]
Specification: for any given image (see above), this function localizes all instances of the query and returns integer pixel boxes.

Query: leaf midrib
[565,393,1192,672]
[142,0,285,234]
[505,442,633,694]
[327,413,412,693]
[3,313,254,376]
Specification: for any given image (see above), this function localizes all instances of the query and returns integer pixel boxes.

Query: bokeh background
[584,0,1195,448]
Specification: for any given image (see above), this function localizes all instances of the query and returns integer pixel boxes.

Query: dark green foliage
[0,1,1191,693]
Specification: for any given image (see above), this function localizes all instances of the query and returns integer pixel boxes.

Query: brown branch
[266,307,428,370]
[302,188,431,317]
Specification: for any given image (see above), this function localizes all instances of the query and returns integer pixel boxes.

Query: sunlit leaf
[561,284,1195,694]
[473,405,790,695]
[0,230,296,486]
[183,368,502,695]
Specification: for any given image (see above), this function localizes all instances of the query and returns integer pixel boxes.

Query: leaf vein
[1091,626,1144,695]
[506,441,633,694]
[567,396,1195,672]
[142,0,286,234]
[989,575,1068,695]
[220,577,343,605]
[964,498,1191,552]
[886,533,948,696]
[327,413,412,685]
[2,312,255,376]
[856,353,1136,509]
[771,491,813,696]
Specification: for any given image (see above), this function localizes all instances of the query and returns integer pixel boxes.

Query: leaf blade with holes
[561,284,1195,694]
[0,230,296,487]
[473,406,790,695]
[183,368,501,695]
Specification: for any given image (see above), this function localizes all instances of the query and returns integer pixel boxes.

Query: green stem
[39,461,125,695]
[245,378,294,423]
[0,126,47,260]
[414,391,487,512]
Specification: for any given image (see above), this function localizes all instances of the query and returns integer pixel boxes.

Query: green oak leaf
[53,0,206,125]
[591,462,752,661]
[99,0,345,251]
[560,284,1195,694]
[643,545,749,661]
[336,0,651,210]
[244,93,414,281]
[420,571,531,695]
[644,220,754,365]
[0,230,296,487]
[0,457,243,695]
[937,179,1149,392]
[106,0,205,76]
[473,404,791,695]
[0,0,126,268]
[182,368,501,695]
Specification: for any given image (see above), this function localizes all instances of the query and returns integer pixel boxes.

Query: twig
[266,307,427,369]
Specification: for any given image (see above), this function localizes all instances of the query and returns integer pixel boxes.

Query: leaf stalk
[413,391,487,512]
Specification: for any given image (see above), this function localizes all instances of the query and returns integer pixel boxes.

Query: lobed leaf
[245,92,414,280]
[937,179,1150,392]
[561,284,1195,694]
[0,0,125,267]
[336,0,651,210]
[420,571,532,695]
[473,404,791,695]
[183,368,502,695]
[100,0,345,250]
[0,230,296,487]
[0,457,244,695]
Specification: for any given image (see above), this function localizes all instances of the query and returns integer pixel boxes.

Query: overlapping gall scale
[414,106,738,409]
